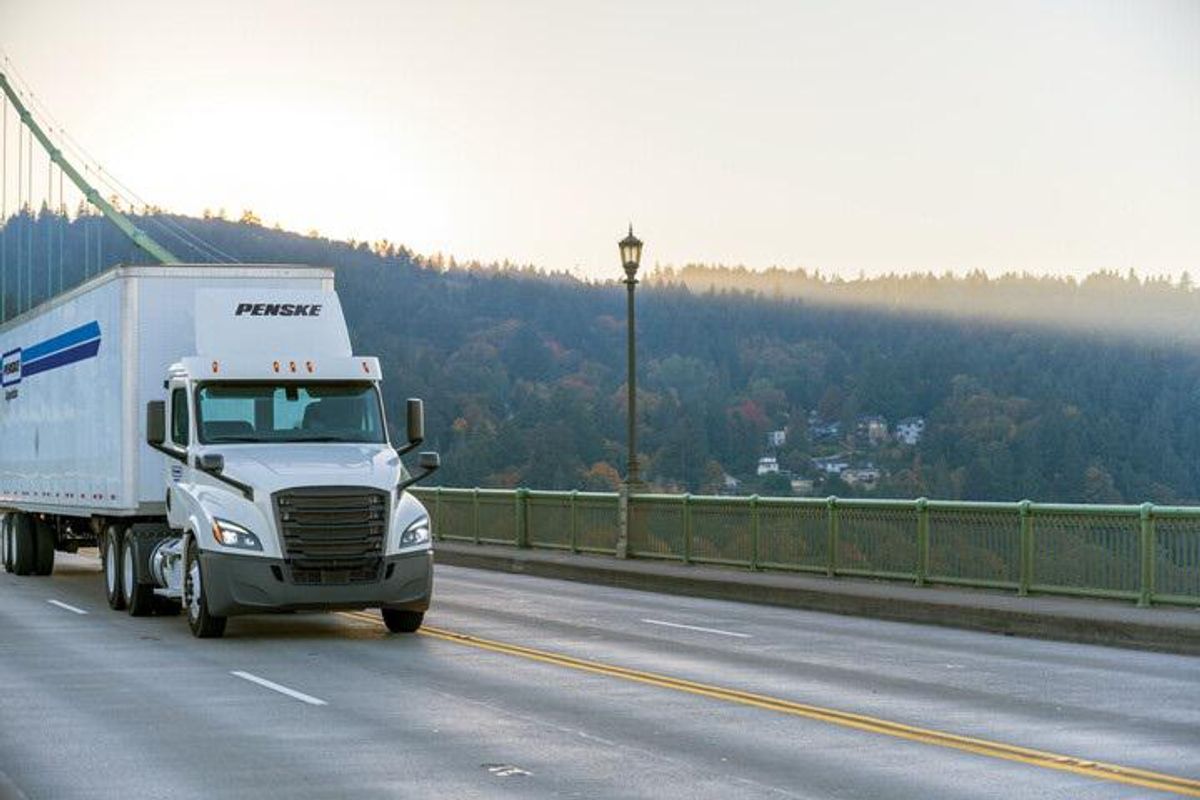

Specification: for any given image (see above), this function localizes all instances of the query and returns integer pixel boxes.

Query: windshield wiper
[289,435,344,442]
[205,435,262,443]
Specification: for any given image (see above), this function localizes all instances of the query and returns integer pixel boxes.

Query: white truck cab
[0,265,439,638]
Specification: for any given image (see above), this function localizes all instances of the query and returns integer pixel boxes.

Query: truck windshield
[195,382,387,444]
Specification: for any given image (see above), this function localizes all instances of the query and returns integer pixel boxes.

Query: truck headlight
[212,518,263,551]
[399,516,431,547]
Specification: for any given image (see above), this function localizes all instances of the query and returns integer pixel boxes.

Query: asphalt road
[1,551,1197,799]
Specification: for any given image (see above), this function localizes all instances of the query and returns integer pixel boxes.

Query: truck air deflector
[195,289,352,357]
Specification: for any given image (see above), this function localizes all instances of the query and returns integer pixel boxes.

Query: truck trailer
[0,264,439,637]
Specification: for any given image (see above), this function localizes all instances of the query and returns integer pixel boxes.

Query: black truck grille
[273,486,388,584]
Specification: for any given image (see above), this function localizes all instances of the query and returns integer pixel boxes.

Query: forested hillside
[3,207,1200,503]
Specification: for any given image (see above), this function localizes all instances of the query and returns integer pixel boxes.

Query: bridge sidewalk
[433,542,1200,656]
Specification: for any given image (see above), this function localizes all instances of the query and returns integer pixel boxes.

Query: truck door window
[170,388,189,447]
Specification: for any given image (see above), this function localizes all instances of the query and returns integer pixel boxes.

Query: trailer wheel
[381,608,424,633]
[103,525,127,610]
[122,536,155,616]
[11,514,36,576]
[184,539,226,638]
[34,518,55,576]
[1,515,12,573]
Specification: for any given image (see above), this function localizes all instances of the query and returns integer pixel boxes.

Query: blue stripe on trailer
[21,339,101,377]
[22,321,101,362]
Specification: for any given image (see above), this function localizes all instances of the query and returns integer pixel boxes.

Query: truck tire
[381,608,424,633]
[103,525,127,610]
[122,536,155,616]
[34,518,55,576]
[1,515,12,573]
[11,514,36,576]
[184,539,226,638]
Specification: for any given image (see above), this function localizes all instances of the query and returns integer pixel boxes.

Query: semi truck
[0,264,439,638]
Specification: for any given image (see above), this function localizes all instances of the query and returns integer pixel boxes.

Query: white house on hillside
[857,415,889,446]
[842,466,882,490]
[757,456,780,476]
[895,417,926,445]
[767,429,787,448]
[812,455,849,475]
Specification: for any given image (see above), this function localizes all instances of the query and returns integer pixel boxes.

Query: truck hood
[211,443,401,495]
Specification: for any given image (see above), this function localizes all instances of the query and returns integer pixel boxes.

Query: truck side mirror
[396,398,425,456]
[407,398,425,444]
[146,401,166,446]
[197,453,225,474]
[399,450,441,492]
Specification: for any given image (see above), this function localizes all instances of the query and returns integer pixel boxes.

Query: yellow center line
[338,612,1200,797]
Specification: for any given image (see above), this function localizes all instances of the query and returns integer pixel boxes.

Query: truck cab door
[164,382,193,529]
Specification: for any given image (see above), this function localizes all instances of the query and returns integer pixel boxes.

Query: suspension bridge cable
[0,53,239,265]
[0,54,247,293]
[85,161,242,264]
[50,125,238,263]
[26,119,32,309]
[16,118,22,313]
[58,166,64,293]
[45,142,51,296]
[2,93,7,322]
[0,70,180,266]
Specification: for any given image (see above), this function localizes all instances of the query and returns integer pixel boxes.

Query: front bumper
[198,548,433,617]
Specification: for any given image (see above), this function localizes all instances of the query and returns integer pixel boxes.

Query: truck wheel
[11,514,36,576]
[381,608,424,633]
[103,525,127,610]
[122,536,155,616]
[34,518,56,576]
[184,540,226,638]
[1,515,12,573]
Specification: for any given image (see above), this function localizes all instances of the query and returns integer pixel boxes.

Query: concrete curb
[434,542,1200,656]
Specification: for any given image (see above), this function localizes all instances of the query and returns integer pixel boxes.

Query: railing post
[616,484,630,558]
[515,488,530,548]
[683,493,693,564]
[570,491,579,553]
[826,496,839,577]
[473,487,481,546]
[750,495,760,569]
[1139,502,1155,607]
[434,487,442,541]
[915,497,929,587]
[1018,500,1032,596]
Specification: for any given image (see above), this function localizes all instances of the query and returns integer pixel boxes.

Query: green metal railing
[411,488,1200,607]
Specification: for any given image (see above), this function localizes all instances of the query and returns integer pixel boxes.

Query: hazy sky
[1,0,1198,278]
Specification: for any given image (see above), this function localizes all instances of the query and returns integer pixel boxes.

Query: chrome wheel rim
[122,542,135,601]
[105,537,117,595]
[186,559,202,621]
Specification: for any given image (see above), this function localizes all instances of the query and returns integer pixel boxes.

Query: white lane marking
[640,618,751,638]
[46,599,88,615]
[230,671,327,706]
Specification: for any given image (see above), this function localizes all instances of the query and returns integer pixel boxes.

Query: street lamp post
[620,225,643,486]
[616,225,643,558]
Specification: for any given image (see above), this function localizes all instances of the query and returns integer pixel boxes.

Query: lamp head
[619,224,643,279]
